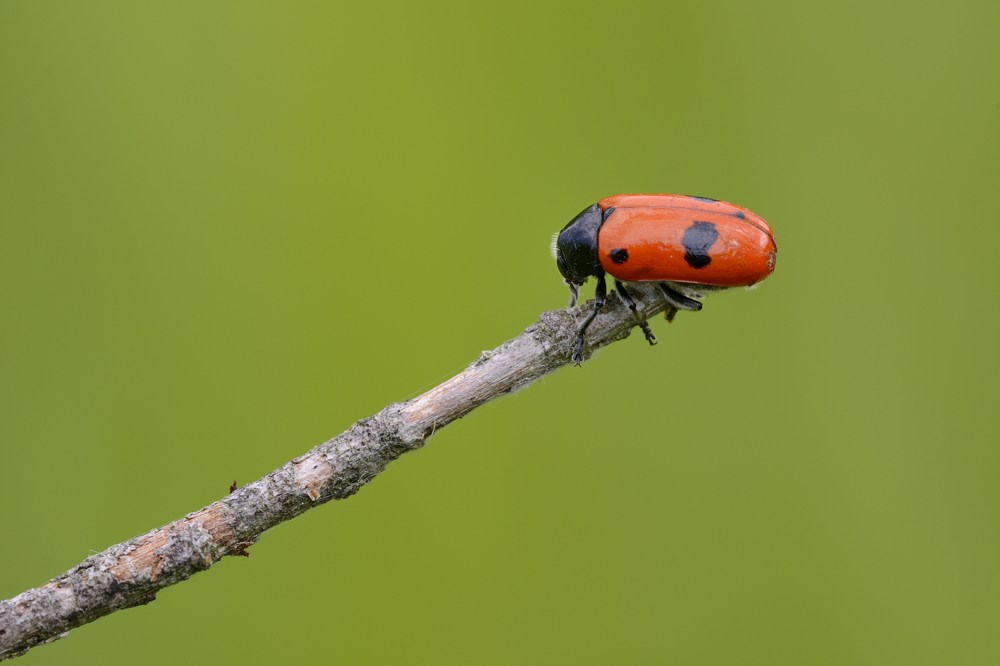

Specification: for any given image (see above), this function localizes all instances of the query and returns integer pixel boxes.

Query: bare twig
[0,283,675,660]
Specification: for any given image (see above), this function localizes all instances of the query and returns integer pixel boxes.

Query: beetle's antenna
[549,232,560,260]
[567,281,579,307]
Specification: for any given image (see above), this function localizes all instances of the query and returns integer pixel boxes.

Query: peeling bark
[0,283,676,660]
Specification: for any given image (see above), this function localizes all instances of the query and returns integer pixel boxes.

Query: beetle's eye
[556,253,568,277]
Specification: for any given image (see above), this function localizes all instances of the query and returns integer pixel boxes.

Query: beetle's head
[553,203,603,299]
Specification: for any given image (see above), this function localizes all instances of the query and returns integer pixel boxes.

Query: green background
[2,1,998,664]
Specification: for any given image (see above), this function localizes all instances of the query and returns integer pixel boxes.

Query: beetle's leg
[614,280,656,346]
[663,306,678,323]
[566,280,580,308]
[658,283,703,313]
[573,273,607,365]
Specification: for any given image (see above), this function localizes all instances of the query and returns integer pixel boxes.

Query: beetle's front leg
[573,273,607,365]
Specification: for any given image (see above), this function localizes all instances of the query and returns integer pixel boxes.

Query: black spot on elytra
[731,211,746,219]
[682,221,719,269]
[609,248,629,264]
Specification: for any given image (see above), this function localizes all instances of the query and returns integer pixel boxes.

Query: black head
[555,203,603,289]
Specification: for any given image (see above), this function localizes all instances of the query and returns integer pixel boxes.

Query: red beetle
[554,194,777,363]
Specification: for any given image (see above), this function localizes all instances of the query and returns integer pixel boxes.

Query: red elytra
[595,194,776,287]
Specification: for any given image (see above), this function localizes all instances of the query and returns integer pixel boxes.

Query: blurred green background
[2,1,998,664]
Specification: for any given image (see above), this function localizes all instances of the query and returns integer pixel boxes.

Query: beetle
[554,194,777,364]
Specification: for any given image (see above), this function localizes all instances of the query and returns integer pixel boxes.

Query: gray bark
[0,283,675,660]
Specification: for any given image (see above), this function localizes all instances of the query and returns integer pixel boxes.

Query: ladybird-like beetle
[554,194,777,364]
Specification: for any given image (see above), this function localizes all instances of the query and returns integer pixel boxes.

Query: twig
[0,283,675,661]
